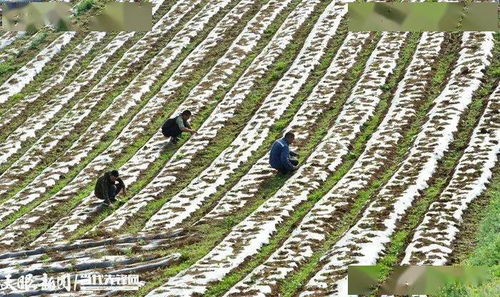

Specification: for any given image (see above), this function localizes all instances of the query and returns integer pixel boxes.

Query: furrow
[198,29,372,224]
[401,83,499,265]
[0,32,76,104]
[0,32,106,159]
[299,31,494,297]
[225,31,446,297]
[0,0,240,246]
[0,0,209,199]
[26,0,276,246]
[0,0,200,173]
[90,0,325,235]
[0,31,55,66]
[140,0,346,235]
[144,26,408,297]
[0,0,177,129]
[0,32,115,134]
[0,32,25,51]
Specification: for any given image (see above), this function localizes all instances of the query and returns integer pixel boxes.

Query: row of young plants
[6,6,450,297]
[219,31,448,297]
[370,34,499,296]
[199,31,421,297]
[0,33,108,168]
[0,33,117,138]
[0,0,208,199]
[1,4,496,297]
[0,0,175,118]
[0,0,104,65]
[276,31,461,297]
[0,31,59,84]
[0,32,79,103]
[298,31,494,296]
[38,0,310,244]
[0,0,299,248]
[0,0,337,290]
[132,31,496,297]
[140,15,414,297]
[195,29,371,226]
[122,9,379,297]
[0,32,24,51]
[132,0,350,238]
[0,0,226,234]
[0,0,204,177]
[0,0,179,135]
[0,0,350,294]
[28,0,288,245]
[44,0,332,243]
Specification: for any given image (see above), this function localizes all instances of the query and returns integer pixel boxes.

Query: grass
[0,0,208,200]
[0,32,95,140]
[0,31,59,86]
[278,32,461,297]
[3,0,288,246]
[74,0,95,17]
[71,0,112,30]
[119,0,348,236]
[450,170,500,268]
[463,181,500,267]
[369,33,499,297]
[0,61,15,75]
[433,169,499,297]
[427,167,499,297]
[28,31,48,50]
[132,29,420,297]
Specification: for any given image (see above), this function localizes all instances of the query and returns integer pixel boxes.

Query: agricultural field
[0,0,498,296]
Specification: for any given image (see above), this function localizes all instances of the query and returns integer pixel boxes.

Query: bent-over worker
[269,131,299,174]
[162,110,197,144]
[94,170,126,205]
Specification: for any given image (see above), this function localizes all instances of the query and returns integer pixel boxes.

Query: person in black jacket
[162,110,197,144]
[94,170,126,205]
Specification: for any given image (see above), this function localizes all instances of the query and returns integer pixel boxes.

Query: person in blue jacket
[269,131,299,174]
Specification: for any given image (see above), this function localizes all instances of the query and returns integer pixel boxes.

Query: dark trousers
[162,126,182,142]
[107,183,124,201]
[277,159,299,174]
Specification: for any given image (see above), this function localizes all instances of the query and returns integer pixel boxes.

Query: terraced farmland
[0,0,498,296]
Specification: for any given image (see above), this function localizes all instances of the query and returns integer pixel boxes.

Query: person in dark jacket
[269,131,299,174]
[162,110,197,144]
[94,170,126,205]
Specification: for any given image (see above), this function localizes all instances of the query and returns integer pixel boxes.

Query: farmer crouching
[161,110,197,144]
[94,170,126,205]
[269,131,299,174]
